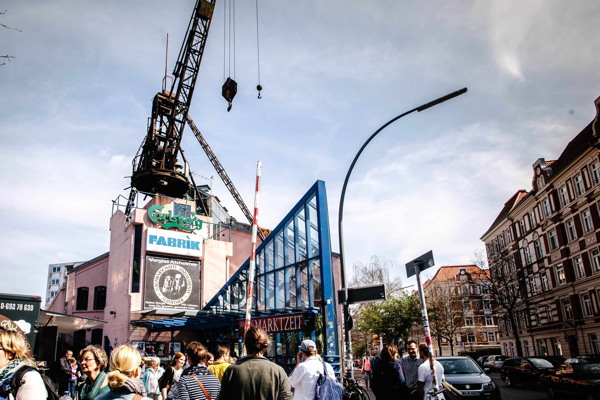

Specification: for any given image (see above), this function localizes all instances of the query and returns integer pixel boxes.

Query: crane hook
[222,77,238,112]
[257,84,263,99]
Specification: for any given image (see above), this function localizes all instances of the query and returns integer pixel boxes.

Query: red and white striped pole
[243,161,262,353]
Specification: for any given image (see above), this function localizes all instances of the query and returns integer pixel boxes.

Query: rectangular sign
[405,250,435,278]
[238,313,304,334]
[143,256,201,310]
[146,228,205,258]
[0,293,41,347]
[338,284,386,304]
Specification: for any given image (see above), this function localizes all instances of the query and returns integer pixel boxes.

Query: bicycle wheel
[355,386,370,400]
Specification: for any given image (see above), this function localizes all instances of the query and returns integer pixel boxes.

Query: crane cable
[255,0,262,98]
[223,0,236,80]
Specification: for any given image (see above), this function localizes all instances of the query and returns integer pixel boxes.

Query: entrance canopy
[39,310,106,334]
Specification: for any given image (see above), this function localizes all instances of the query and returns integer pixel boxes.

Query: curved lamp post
[338,87,467,377]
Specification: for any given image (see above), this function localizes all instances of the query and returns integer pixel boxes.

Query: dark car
[437,356,502,400]
[540,360,600,399]
[501,357,555,387]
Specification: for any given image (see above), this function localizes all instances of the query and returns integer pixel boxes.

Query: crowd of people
[0,325,443,400]
[362,341,446,400]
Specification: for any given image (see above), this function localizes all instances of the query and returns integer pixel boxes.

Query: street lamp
[337,87,467,377]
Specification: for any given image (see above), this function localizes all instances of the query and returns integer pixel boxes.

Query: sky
[1,0,600,300]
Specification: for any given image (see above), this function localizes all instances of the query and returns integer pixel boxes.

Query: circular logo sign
[153,264,193,305]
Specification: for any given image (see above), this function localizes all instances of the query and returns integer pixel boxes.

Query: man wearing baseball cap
[289,339,336,400]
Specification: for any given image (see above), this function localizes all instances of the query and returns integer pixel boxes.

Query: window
[590,334,600,354]
[582,294,593,317]
[543,199,551,217]
[50,279,59,285]
[549,229,559,250]
[465,318,474,326]
[463,301,472,310]
[574,257,585,279]
[467,333,476,343]
[529,211,537,229]
[540,271,549,291]
[574,175,584,195]
[132,224,142,293]
[91,328,103,345]
[519,219,526,236]
[566,219,577,241]
[76,287,89,311]
[485,316,494,326]
[51,266,61,273]
[592,250,600,273]
[488,332,496,342]
[592,162,600,184]
[93,286,106,310]
[559,186,569,206]
[582,210,594,232]
[528,276,537,295]
[555,264,566,285]
[562,299,573,320]
[534,240,543,259]
[483,300,491,310]
[524,247,532,264]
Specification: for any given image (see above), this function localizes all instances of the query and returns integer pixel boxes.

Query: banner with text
[238,313,305,334]
[146,228,204,258]
[144,255,201,310]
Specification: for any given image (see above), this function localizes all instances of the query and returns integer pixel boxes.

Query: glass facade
[205,180,339,369]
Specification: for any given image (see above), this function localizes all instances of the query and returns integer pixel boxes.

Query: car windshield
[496,356,509,360]
[578,363,600,376]
[530,358,554,368]
[438,358,482,374]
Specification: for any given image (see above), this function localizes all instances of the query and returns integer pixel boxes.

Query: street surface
[352,369,548,400]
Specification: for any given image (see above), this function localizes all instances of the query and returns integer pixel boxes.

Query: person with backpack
[0,327,48,399]
[288,339,339,400]
[370,345,407,400]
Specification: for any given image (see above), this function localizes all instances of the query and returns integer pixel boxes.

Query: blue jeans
[68,379,77,398]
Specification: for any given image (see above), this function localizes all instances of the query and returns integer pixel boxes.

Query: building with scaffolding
[47,181,342,372]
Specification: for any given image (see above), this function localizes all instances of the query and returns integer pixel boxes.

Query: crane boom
[185,114,266,240]
[130,0,216,201]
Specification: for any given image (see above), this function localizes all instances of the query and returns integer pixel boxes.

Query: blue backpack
[314,362,344,400]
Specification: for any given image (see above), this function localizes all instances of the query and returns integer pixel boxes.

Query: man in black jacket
[57,349,74,395]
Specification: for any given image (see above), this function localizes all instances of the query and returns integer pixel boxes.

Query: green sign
[148,205,203,232]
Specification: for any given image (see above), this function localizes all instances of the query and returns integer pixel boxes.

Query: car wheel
[504,375,513,387]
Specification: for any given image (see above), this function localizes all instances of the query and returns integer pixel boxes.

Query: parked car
[476,356,489,367]
[484,355,509,371]
[501,357,555,387]
[437,356,502,400]
[540,359,600,399]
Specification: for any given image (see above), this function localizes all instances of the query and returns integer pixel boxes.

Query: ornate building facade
[424,265,500,356]
[481,96,600,358]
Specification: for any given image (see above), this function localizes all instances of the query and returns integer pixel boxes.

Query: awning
[131,307,319,332]
[39,310,107,334]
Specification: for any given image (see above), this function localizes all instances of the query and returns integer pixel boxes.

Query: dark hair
[186,341,209,365]
[381,345,398,362]
[405,340,417,348]
[245,326,269,355]
[418,343,430,357]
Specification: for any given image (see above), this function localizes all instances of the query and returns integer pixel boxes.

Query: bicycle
[343,376,369,400]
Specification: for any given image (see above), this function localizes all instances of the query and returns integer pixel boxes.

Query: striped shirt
[177,365,221,400]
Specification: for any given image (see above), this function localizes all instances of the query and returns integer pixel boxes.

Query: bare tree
[473,249,524,356]
[426,280,468,356]
[1,10,21,66]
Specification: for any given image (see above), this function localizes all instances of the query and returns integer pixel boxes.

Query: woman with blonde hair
[0,327,48,399]
[142,356,163,399]
[79,345,109,399]
[96,344,151,400]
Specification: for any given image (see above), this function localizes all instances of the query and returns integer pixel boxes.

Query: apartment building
[481,96,600,357]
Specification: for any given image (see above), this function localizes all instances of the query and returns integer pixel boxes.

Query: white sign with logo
[146,228,205,258]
